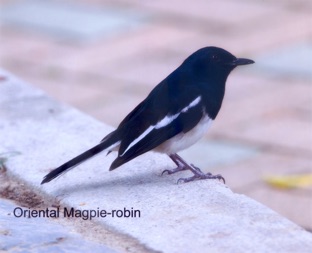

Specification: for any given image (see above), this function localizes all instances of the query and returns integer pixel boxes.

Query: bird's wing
[110,85,205,170]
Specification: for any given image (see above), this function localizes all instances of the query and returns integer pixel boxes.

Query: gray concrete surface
[1,70,312,252]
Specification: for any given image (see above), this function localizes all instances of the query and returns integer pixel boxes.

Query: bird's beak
[232,58,255,66]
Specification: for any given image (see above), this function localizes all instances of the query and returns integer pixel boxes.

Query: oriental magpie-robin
[41,46,254,185]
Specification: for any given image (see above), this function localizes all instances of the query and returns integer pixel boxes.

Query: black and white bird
[41,46,254,185]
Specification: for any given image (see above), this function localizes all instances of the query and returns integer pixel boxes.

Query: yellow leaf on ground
[264,174,312,189]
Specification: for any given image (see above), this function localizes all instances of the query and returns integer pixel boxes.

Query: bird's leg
[161,153,188,175]
[163,153,225,184]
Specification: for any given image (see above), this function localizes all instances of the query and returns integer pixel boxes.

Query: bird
[41,46,254,185]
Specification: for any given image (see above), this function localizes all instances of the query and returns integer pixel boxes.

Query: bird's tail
[41,132,119,184]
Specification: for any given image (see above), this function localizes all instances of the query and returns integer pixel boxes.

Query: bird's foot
[161,165,187,176]
[166,153,225,184]
[177,171,226,184]
[161,153,188,175]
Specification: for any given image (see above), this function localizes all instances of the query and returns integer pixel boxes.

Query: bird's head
[183,46,254,79]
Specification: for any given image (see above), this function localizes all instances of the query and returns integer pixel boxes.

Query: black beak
[232,58,255,66]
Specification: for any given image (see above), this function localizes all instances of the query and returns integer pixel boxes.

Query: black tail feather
[41,133,119,184]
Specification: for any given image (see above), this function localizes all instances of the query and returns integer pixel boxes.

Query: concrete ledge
[1,69,312,253]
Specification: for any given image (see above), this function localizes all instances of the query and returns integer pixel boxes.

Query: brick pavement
[0,0,311,230]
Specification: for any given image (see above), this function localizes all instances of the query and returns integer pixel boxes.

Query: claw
[214,174,226,184]
[161,165,187,176]
[161,170,170,176]
[177,178,185,184]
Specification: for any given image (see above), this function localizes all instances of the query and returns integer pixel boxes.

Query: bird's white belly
[155,116,213,154]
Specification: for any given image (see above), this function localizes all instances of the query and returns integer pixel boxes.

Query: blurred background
[0,0,311,230]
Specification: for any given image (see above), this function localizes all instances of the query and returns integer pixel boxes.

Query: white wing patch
[120,96,202,157]
[155,113,180,129]
[181,96,201,113]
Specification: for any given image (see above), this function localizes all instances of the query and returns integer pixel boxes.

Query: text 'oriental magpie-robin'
[41,46,254,185]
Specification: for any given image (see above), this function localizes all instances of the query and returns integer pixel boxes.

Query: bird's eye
[212,55,218,60]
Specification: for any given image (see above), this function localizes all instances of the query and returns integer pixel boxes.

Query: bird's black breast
[201,82,225,120]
